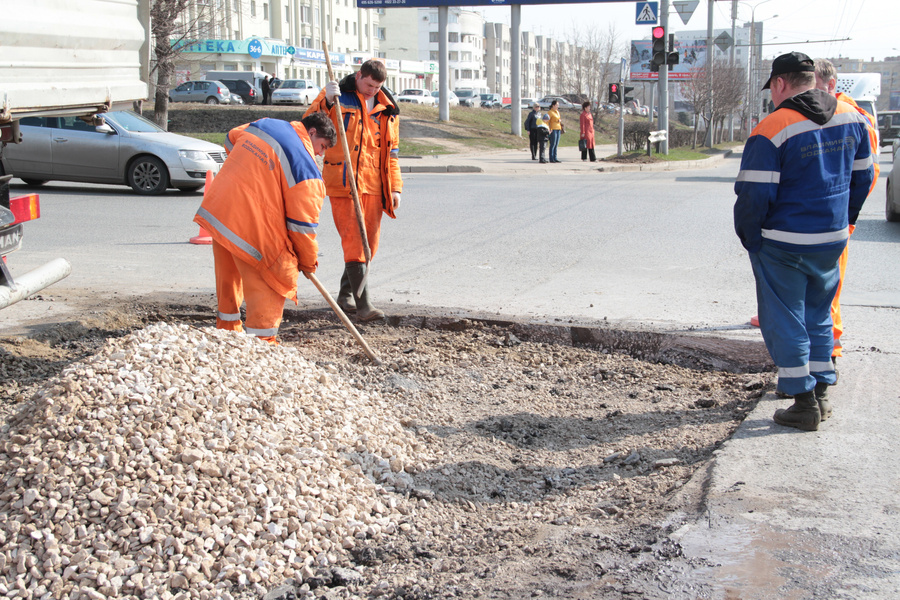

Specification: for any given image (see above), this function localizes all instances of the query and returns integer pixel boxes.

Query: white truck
[836,72,881,144]
[0,0,150,309]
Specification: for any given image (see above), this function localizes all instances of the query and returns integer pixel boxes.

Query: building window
[430,32,438,43]
[285,6,289,21]
[353,22,356,35]
[301,5,310,21]
[263,3,268,19]
[250,0,256,17]
[449,32,458,43]
[375,27,385,40]
[302,37,312,48]
[429,51,438,61]
[449,51,458,61]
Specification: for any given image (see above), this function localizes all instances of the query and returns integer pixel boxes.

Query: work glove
[325,81,340,104]
[392,192,401,211]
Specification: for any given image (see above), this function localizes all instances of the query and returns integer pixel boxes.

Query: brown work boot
[773,391,821,431]
[815,381,832,421]
[346,262,384,322]
[336,266,356,314]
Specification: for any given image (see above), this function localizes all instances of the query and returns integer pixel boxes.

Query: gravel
[0,298,774,599]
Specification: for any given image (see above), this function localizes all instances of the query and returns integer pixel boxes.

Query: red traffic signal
[610,83,618,93]
[652,26,665,40]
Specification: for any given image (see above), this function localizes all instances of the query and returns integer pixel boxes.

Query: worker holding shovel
[194,112,336,344]
[305,58,403,322]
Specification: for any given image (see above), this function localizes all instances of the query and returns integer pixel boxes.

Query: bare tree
[563,22,627,122]
[679,65,712,148]
[149,0,234,129]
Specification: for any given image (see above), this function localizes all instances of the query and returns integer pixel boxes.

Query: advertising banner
[629,38,709,80]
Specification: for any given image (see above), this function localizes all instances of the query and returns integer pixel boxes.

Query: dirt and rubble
[0,295,776,599]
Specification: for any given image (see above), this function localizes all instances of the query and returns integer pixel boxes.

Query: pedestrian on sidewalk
[261,75,271,105]
[547,100,563,163]
[733,51,874,431]
[524,103,541,160]
[536,113,550,163]
[579,101,597,162]
[305,59,403,322]
[813,58,881,375]
[194,112,336,344]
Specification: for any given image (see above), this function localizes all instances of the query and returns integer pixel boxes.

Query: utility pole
[704,0,714,147]
[728,0,737,141]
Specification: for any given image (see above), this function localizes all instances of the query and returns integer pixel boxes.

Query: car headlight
[179,150,210,161]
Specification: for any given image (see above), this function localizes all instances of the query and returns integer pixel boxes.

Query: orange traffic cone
[190,171,214,245]
[750,315,760,327]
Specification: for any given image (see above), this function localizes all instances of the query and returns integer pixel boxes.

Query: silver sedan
[0,111,226,194]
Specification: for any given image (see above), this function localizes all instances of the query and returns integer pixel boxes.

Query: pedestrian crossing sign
[636,1,659,25]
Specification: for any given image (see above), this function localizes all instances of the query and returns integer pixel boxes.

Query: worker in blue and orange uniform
[734,52,874,431]
[813,58,880,373]
[304,59,402,322]
[193,112,336,344]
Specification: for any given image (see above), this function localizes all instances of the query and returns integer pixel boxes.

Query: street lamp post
[741,1,776,138]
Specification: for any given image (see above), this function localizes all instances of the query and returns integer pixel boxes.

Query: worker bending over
[194,112,336,343]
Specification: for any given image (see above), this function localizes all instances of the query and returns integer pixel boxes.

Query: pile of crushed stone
[0,323,435,600]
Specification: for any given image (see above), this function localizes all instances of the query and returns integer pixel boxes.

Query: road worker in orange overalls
[194,112,336,344]
[813,59,880,373]
[305,59,403,322]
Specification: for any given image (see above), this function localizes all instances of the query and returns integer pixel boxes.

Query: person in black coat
[523,103,541,160]
[261,75,271,105]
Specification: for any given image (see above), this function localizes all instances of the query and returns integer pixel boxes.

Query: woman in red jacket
[579,101,596,162]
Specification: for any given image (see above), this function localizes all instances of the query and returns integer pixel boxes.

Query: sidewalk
[398,143,734,175]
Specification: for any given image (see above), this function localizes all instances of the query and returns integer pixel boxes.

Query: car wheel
[888,181,900,222]
[176,185,203,193]
[206,97,219,105]
[127,155,169,195]
[21,178,47,187]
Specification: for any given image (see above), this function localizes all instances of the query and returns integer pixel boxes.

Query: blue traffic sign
[636,1,658,24]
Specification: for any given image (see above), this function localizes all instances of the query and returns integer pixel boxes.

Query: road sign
[636,2,658,25]
[672,0,699,25]
[714,31,733,53]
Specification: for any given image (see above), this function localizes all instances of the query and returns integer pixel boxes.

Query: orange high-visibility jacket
[305,74,402,218]
[836,92,880,192]
[194,119,325,301]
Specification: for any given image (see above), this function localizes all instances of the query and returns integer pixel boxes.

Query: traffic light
[623,86,635,103]
[650,26,666,72]
[608,82,620,104]
[667,33,679,66]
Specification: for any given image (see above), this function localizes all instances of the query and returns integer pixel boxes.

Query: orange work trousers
[830,242,850,358]
[331,193,384,263]
[213,240,286,344]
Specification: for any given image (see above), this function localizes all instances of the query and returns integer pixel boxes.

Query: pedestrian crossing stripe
[636,2,658,24]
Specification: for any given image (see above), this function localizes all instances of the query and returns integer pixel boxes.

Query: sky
[479,0,898,63]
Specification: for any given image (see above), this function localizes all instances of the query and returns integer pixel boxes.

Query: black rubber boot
[815,381,832,421]
[773,391,821,431]
[336,266,356,314]
[346,261,384,322]
[832,356,840,385]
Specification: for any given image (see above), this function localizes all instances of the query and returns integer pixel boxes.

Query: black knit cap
[762,51,815,90]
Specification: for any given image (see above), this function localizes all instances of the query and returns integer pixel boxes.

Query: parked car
[455,89,478,107]
[220,79,261,104]
[0,111,227,195]
[887,145,900,222]
[503,97,536,109]
[879,110,900,148]
[479,93,502,108]
[431,89,459,106]
[396,89,436,105]
[271,79,319,105]
[537,96,578,109]
[169,80,233,104]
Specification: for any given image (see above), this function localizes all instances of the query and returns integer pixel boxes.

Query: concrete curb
[595,149,734,172]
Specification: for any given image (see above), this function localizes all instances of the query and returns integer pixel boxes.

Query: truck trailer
[0,0,149,308]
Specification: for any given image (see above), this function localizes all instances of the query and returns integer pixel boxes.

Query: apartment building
[171,0,378,87]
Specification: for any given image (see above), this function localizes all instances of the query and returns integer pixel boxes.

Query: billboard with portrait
[629,38,709,80]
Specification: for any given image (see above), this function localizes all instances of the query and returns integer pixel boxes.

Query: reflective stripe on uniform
[246,326,279,337]
[287,218,317,235]
[761,226,849,245]
[246,125,297,187]
[853,154,875,171]
[736,169,780,184]
[809,360,835,373]
[218,311,241,322]
[196,207,263,262]
[778,364,809,378]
